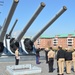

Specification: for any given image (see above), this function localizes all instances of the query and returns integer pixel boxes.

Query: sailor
[56,47,60,73]
[65,47,72,74]
[36,48,41,64]
[47,47,55,72]
[15,47,20,65]
[64,48,68,72]
[44,47,49,63]
[72,48,75,72]
[57,46,65,75]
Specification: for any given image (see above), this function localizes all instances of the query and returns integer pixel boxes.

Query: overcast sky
[0,0,75,38]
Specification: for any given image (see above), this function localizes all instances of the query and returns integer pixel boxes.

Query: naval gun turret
[5,19,18,55]
[23,6,67,53]
[0,0,19,53]
[10,2,45,54]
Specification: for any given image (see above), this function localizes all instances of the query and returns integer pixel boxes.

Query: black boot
[57,68,59,73]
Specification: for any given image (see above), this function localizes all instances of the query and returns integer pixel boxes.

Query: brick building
[34,33,75,50]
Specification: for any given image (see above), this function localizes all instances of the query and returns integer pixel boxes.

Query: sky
[0,0,75,38]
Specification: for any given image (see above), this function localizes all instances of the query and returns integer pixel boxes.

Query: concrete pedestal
[6,64,42,75]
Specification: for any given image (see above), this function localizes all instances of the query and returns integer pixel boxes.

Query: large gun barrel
[0,0,19,53]
[24,6,67,53]
[32,6,67,42]
[0,0,19,42]
[16,2,45,42]
[9,19,18,37]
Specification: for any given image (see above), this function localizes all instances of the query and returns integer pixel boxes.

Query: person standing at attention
[45,48,49,63]
[72,48,75,72]
[36,48,41,64]
[15,47,20,65]
[47,47,55,72]
[57,46,65,75]
[65,47,72,74]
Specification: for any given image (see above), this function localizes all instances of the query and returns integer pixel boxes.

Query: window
[53,38,58,46]
[67,38,73,47]
[37,38,40,45]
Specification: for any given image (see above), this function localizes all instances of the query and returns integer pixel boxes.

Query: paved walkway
[0,59,75,75]
[0,51,75,75]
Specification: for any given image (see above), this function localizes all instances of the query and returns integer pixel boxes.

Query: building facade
[34,33,75,50]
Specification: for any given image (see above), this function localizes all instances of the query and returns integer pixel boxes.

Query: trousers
[15,57,19,65]
[72,60,75,72]
[66,60,72,73]
[58,58,65,74]
[36,56,40,64]
[48,58,54,72]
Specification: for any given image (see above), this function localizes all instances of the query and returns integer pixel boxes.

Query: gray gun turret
[10,2,45,53]
[0,0,19,53]
[23,6,67,53]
